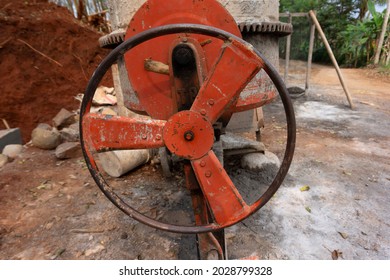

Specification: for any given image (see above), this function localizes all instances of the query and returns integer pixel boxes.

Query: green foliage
[339,2,388,66]
[280,0,389,67]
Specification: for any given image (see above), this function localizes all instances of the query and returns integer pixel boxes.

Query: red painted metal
[83,113,165,152]
[191,151,252,226]
[184,163,226,259]
[190,41,263,123]
[163,110,214,160]
[123,0,242,120]
[123,0,276,121]
[80,24,296,234]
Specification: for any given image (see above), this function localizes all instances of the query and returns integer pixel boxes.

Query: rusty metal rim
[80,24,296,234]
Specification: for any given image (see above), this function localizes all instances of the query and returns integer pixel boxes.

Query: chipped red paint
[191,151,253,226]
[163,110,214,160]
[83,113,166,152]
[123,0,243,119]
[190,42,262,123]
[233,90,277,112]
[79,22,296,235]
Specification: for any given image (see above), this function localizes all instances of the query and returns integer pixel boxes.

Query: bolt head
[184,130,195,141]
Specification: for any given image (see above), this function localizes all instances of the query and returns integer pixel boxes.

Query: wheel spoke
[190,40,264,124]
[191,151,251,226]
[82,113,165,152]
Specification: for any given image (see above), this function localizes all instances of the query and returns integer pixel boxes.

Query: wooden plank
[305,19,316,91]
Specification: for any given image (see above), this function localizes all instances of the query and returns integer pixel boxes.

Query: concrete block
[0,128,23,152]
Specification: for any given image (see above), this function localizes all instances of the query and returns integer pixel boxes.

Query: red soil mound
[0,0,110,142]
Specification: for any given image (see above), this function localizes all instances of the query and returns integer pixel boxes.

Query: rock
[84,244,105,257]
[221,132,265,156]
[0,154,8,168]
[100,107,117,116]
[60,123,80,142]
[55,142,81,159]
[241,151,281,173]
[2,144,23,158]
[93,86,117,106]
[36,123,52,130]
[52,108,76,129]
[31,127,61,150]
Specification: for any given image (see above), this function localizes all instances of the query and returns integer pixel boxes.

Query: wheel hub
[163,110,214,160]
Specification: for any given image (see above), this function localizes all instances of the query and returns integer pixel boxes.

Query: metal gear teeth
[238,21,292,36]
[99,29,126,48]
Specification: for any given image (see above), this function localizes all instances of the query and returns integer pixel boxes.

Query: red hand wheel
[80,24,296,234]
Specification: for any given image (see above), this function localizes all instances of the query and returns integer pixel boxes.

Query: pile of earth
[0,0,110,142]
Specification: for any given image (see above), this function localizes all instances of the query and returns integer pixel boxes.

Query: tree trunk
[358,0,369,20]
[374,0,390,65]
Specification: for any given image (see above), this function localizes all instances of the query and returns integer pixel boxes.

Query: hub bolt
[184,131,195,141]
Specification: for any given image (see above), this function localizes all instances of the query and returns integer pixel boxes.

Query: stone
[52,108,76,129]
[100,107,118,116]
[55,142,81,159]
[36,123,52,130]
[92,86,117,106]
[2,144,23,158]
[0,154,8,168]
[221,132,265,156]
[241,151,281,173]
[84,244,105,257]
[31,127,61,150]
[0,128,23,152]
[60,123,80,142]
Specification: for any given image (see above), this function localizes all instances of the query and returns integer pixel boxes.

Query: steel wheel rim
[80,24,296,234]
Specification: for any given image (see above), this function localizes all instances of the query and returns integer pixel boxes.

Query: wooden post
[308,10,354,109]
[306,16,316,92]
[284,12,292,85]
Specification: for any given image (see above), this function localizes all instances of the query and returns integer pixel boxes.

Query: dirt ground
[1,59,389,260]
[1,1,390,261]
